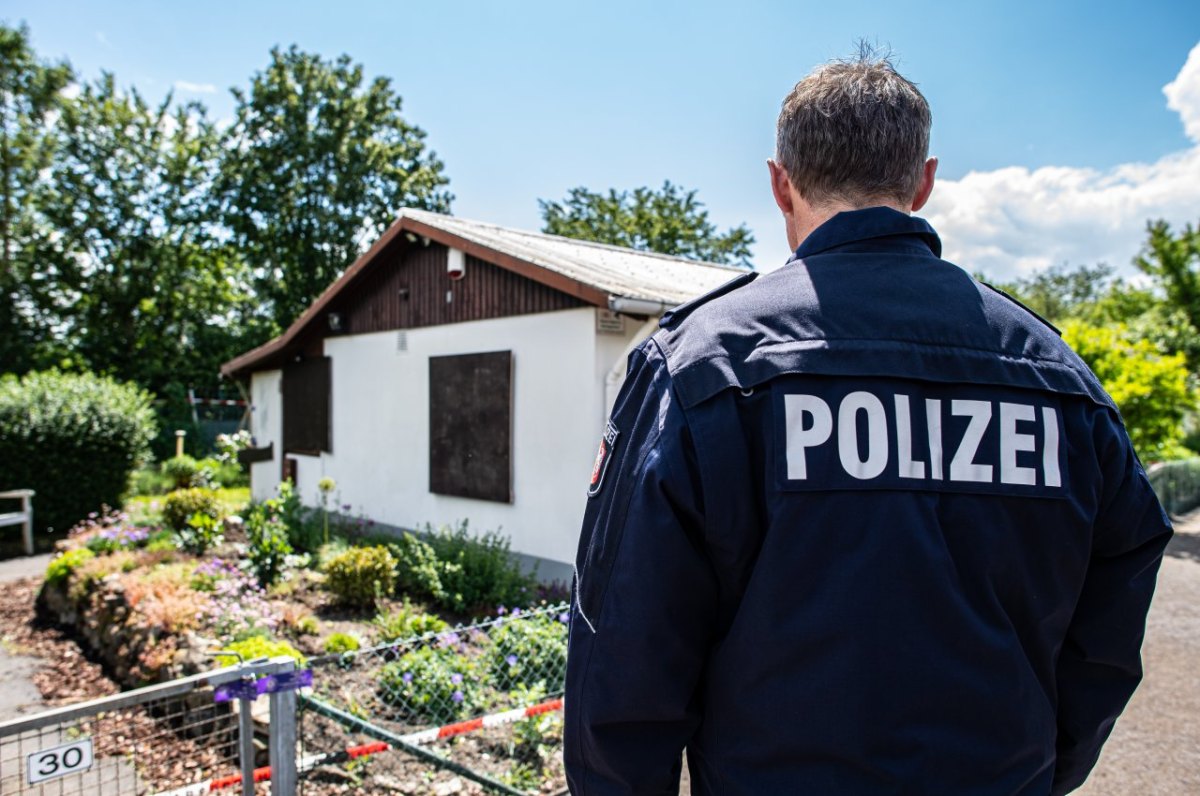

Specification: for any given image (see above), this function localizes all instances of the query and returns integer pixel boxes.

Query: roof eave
[220,213,618,378]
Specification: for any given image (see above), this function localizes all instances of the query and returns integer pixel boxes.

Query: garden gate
[0,656,301,795]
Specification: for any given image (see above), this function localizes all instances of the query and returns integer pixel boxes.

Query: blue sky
[6,0,1200,275]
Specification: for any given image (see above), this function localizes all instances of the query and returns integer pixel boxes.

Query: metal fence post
[239,694,256,796]
[268,657,298,796]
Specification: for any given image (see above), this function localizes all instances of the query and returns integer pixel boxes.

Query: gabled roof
[221,208,746,378]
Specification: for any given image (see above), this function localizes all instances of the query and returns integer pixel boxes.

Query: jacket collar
[788,206,942,262]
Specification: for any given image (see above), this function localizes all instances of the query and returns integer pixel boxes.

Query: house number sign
[26,737,94,784]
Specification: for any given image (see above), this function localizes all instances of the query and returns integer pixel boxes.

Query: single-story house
[221,209,742,581]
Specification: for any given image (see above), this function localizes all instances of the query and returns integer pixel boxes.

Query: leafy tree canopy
[219,45,453,330]
[1061,320,1193,462]
[539,181,754,266]
[0,23,72,373]
[36,74,251,395]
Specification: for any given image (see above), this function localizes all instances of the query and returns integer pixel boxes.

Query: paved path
[0,554,50,721]
[1077,511,1200,795]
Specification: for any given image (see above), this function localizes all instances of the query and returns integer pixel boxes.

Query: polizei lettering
[779,384,1065,496]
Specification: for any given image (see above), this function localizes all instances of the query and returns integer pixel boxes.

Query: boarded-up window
[283,357,332,455]
[429,351,512,503]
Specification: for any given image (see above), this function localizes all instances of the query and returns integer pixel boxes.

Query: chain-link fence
[1147,458,1200,516]
[298,602,570,795]
[0,657,299,796]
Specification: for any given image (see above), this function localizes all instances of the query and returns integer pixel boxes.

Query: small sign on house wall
[595,309,626,335]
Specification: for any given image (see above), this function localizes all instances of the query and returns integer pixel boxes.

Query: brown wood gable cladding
[337,242,586,335]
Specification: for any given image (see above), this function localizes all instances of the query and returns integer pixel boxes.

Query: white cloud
[924,41,1200,281]
[173,81,218,95]
[95,31,110,48]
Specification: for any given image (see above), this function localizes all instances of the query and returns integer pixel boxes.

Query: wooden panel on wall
[340,242,585,335]
[282,357,331,455]
[428,351,513,503]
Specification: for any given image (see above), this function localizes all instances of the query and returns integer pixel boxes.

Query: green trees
[219,46,452,329]
[0,24,71,373]
[0,24,454,455]
[539,181,754,266]
[992,222,1200,462]
[1061,321,1191,461]
[38,75,248,395]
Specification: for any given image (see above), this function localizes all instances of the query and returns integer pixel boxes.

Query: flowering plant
[193,558,278,641]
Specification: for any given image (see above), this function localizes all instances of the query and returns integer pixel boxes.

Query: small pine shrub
[378,645,483,723]
[45,548,95,585]
[373,602,449,644]
[487,611,569,692]
[322,546,397,607]
[214,636,306,667]
[323,632,361,655]
[162,488,219,532]
[0,370,156,536]
[161,455,199,490]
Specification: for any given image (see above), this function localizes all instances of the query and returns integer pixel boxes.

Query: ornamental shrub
[162,488,219,532]
[245,502,293,588]
[214,635,305,667]
[322,545,397,607]
[323,632,361,655]
[378,645,484,723]
[487,611,569,692]
[0,370,156,536]
[45,548,95,585]
[397,522,537,613]
[161,455,199,490]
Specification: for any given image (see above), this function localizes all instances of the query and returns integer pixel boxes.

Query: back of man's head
[777,46,931,209]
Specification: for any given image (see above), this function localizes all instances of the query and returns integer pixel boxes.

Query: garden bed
[32,487,572,794]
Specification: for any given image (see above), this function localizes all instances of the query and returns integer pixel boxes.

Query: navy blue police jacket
[564,207,1173,795]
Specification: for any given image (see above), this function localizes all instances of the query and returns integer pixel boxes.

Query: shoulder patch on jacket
[659,271,758,329]
[980,282,1062,336]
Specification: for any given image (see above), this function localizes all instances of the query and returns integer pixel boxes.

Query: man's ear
[911,157,938,212]
[768,159,795,217]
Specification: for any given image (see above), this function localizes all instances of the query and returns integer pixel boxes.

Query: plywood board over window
[282,356,332,455]
[429,351,513,503]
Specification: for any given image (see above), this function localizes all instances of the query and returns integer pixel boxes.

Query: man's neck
[787,196,911,251]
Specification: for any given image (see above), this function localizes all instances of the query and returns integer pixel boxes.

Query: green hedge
[0,370,156,536]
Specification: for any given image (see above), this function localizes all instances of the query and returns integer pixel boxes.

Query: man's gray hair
[776,47,931,208]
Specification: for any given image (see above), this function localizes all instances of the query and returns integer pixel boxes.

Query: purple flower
[451,690,464,703]
[450,673,463,684]
[402,672,413,683]
[511,608,522,617]
[341,504,352,512]
[505,654,518,667]
[496,606,507,615]
[558,612,570,624]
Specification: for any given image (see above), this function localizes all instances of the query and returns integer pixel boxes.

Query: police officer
[564,51,1173,795]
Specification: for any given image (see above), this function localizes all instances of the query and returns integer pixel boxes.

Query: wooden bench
[0,489,35,555]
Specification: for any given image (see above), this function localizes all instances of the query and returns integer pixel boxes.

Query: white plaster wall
[248,369,283,503]
[320,307,609,566]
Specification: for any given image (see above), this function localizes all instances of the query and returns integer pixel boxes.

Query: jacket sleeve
[564,342,718,796]
[1051,414,1173,794]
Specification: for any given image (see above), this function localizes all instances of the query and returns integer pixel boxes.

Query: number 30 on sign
[27,738,93,784]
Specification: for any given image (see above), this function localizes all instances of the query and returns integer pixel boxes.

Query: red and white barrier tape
[149,698,563,795]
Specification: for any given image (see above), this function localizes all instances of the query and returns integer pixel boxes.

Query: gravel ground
[1076,514,1200,795]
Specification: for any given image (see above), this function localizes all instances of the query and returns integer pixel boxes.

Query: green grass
[125,487,250,526]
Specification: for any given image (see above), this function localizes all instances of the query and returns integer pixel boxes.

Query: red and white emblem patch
[588,421,620,497]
